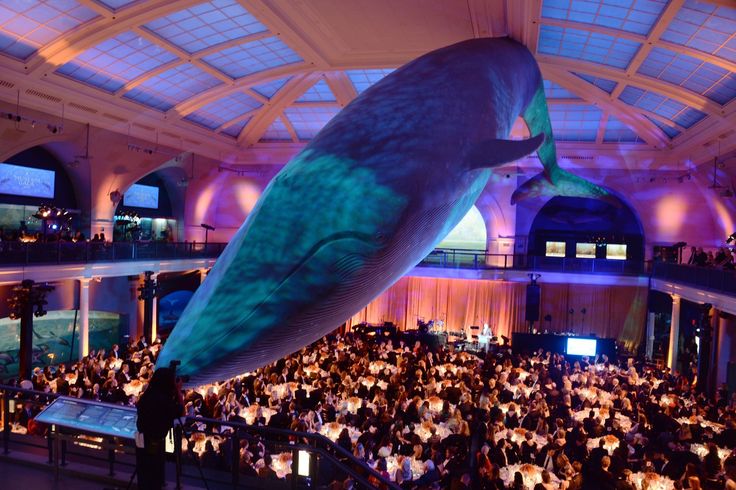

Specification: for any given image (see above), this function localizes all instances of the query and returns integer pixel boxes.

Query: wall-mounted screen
[545,241,566,257]
[576,243,596,259]
[606,244,627,260]
[0,163,55,198]
[124,183,159,209]
[566,337,597,356]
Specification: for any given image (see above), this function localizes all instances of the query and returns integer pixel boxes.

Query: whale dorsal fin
[465,133,545,170]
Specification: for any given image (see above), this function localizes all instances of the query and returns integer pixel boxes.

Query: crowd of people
[685,247,735,269]
[6,330,736,490]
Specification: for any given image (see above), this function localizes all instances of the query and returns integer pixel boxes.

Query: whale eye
[375,231,386,242]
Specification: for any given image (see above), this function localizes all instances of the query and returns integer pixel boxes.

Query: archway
[528,195,645,261]
[437,205,487,251]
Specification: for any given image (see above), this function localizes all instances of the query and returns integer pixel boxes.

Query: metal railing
[652,261,736,296]
[0,241,227,266]
[0,384,399,490]
[419,248,647,275]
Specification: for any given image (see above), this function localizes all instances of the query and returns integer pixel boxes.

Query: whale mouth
[159,229,383,373]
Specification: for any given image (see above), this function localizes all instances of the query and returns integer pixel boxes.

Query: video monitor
[35,397,137,439]
[576,243,596,259]
[545,241,566,257]
[606,244,627,260]
[0,163,55,198]
[124,183,159,209]
[566,337,597,356]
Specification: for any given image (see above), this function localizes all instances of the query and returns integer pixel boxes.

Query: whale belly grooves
[182,197,469,385]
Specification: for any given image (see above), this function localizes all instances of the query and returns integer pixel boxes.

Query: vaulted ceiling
[0,0,734,165]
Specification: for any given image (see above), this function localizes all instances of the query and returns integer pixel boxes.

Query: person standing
[136,367,184,489]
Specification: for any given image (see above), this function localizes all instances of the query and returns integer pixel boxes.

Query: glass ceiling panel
[661,0,736,63]
[221,117,250,138]
[645,115,681,139]
[123,63,223,112]
[296,79,336,102]
[346,69,395,94]
[618,85,707,128]
[283,106,341,140]
[261,117,292,141]
[637,46,736,105]
[143,0,267,54]
[56,31,178,93]
[96,0,138,11]
[251,77,291,99]
[543,80,580,99]
[201,36,302,79]
[549,104,602,142]
[538,24,642,69]
[0,0,98,60]
[573,73,618,94]
[603,114,644,143]
[185,92,262,130]
[541,0,668,36]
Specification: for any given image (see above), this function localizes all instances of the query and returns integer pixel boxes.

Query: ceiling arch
[0,0,731,161]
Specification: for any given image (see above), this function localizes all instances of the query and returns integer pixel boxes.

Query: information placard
[35,397,137,439]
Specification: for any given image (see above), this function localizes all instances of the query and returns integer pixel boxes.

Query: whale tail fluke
[510,168,622,207]
[465,133,545,169]
[514,78,615,206]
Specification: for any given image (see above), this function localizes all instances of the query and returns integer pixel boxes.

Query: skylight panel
[56,31,178,93]
[251,77,292,98]
[645,115,681,139]
[221,118,250,138]
[538,25,642,69]
[260,117,292,141]
[96,0,138,11]
[573,73,618,94]
[283,106,341,140]
[123,63,222,112]
[618,86,707,128]
[603,115,643,143]
[143,0,267,54]
[296,79,337,102]
[541,0,668,36]
[201,36,302,79]
[637,47,736,105]
[184,92,262,130]
[548,104,602,142]
[0,0,98,60]
[346,69,396,94]
[543,80,580,99]
[661,0,736,63]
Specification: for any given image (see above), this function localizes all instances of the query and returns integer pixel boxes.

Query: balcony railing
[0,241,227,266]
[0,384,399,490]
[419,248,647,275]
[652,261,736,296]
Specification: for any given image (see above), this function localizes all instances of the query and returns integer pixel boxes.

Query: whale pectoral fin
[510,168,622,207]
[465,133,545,170]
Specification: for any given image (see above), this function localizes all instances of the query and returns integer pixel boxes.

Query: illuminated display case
[545,241,566,257]
[606,243,627,260]
[575,242,596,258]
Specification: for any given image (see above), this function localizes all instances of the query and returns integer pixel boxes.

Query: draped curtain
[348,276,647,348]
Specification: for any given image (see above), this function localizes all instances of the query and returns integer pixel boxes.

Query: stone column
[667,294,681,371]
[79,278,91,359]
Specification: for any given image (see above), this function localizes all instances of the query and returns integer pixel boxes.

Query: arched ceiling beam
[26,0,204,75]
[506,0,541,51]
[239,0,330,69]
[76,0,114,18]
[130,27,234,85]
[467,0,509,38]
[239,72,323,146]
[543,65,669,148]
[538,17,736,75]
[596,111,610,144]
[214,108,261,133]
[280,115,299,143]
[169,62,312,117]
[609,0,684,101]
[537,57,723,117]
[323,72,358,107]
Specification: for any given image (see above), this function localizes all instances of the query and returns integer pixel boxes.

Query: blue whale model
[157,37,609,385]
